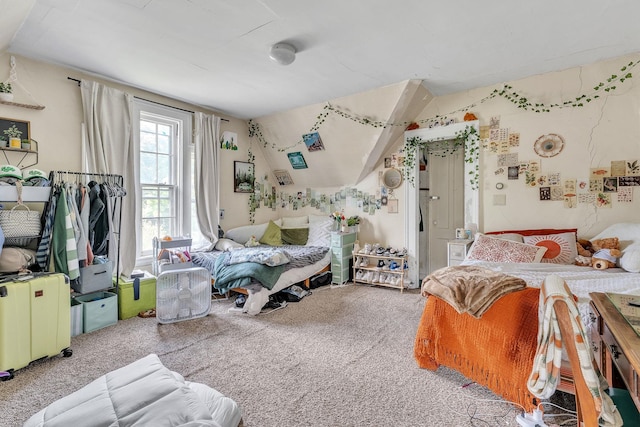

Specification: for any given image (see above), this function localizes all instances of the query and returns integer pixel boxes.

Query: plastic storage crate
[152,237,193,276]
[156,267,211,324]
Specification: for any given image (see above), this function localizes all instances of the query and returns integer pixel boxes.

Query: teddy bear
[575,237,621,270]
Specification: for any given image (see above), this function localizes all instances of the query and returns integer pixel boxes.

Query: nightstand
[447,239,473,266]
[330,231,356,284]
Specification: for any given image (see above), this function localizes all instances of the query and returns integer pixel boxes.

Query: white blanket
[461,260,640,325]
[24,354,242,427]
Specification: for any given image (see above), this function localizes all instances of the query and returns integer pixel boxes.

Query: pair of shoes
[235,294,246,308]
[138,308,156,318]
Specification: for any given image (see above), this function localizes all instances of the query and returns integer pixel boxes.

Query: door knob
[429,195,440,200]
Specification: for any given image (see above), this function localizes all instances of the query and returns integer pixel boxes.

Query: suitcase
[0,273,72,380]
[156,267,211,324]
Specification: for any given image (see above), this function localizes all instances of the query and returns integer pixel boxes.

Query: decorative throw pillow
[466,234,547,263]
[522,232,578,264]
[214,238,244,252]
[225,219,282,244]
[306,219,332,247]
[281,227,309,245]
[259,220,282,246]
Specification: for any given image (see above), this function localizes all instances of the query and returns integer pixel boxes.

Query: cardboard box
[116,274,157,320]
[75,291,117,333]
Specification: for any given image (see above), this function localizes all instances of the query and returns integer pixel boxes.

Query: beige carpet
[0,284,560,426]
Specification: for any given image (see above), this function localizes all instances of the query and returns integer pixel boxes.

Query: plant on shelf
[0,82,13,102]
[21,139,31,150]
[3,124,22,148]
[346,215,360,227]
[0,136,6,148]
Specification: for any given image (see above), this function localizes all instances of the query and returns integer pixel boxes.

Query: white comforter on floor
[24,354,242,427]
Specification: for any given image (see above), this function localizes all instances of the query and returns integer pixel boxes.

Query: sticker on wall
[273,169,294,186]
[287,152,308,169]
[618,187,633,203]
[533,133,564,158]
[590,167,610,178]
[619,176,640,186]
[627,160,640,176]
[578,193,596,204]
[610,160,627,177]
[595,192,612,208]
[303,132,325,152]
[589,178,604,192]
[603,177,618,192]
[221,131,238,150]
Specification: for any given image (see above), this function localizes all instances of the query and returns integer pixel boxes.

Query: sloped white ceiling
[2,0,640,119]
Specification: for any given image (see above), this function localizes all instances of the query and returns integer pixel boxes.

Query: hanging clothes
[36,186,58,270]
[51,186,80,280]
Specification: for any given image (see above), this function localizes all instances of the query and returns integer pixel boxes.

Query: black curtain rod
[67,77,229,121]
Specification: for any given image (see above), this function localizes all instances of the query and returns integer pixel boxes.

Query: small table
[447,239,473,266]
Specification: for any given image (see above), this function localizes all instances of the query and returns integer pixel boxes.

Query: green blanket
[213,252,284,294]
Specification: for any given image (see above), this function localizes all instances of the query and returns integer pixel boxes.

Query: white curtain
[80,80,137,277]
[194,112,221,251]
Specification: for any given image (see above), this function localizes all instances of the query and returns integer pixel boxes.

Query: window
[133,100,195,263]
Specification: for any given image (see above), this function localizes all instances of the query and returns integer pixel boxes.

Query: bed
[192,215,333,315]
[414,224,640,412]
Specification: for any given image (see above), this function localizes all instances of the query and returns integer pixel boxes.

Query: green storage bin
[76,291,118,333]
[116,275,157,320]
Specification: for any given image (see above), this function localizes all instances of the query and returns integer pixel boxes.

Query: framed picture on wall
[0,117,30,144]
[287,152,308,169]
[234,161,254,193]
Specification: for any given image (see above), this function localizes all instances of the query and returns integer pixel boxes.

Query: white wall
[414,52,640,238]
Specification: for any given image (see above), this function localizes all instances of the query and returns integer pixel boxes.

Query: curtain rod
[67,77,229,121]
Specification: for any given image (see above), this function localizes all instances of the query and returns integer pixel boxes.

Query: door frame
[403,120,480,286]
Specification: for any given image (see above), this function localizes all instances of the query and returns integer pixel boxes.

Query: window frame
[133,100,193,266]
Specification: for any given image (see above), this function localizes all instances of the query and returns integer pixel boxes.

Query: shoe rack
[352,243,408,292]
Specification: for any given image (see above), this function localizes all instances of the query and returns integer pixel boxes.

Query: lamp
[269,43,296,65]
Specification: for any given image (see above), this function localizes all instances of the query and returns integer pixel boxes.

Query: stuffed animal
[575,239,594,266]
[590,237,621,270]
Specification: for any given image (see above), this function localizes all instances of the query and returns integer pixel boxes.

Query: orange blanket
[414,287,540,412]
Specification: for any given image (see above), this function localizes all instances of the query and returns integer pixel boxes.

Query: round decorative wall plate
[533,133,564,158]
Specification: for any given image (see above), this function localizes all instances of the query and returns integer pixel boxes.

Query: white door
[418,150,429,279]
[427,145,464,273]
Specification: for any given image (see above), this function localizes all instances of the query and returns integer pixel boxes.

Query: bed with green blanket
[191,245,330,314]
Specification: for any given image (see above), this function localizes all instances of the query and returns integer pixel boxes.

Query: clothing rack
[47,170,125,282]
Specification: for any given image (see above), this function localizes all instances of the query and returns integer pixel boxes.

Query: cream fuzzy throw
[421,265,526,318]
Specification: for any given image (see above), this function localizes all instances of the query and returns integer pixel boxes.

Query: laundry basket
[155,267,211,324]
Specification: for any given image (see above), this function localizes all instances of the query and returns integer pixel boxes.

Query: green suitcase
[0,273,72,379]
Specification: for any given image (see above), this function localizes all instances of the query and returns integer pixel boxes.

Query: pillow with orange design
[522,232,578,264]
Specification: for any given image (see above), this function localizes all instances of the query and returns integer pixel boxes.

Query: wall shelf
[0,140,39,169]
[0,100,45,110]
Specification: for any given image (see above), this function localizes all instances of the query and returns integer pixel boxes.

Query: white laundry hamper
[155,267,212,324]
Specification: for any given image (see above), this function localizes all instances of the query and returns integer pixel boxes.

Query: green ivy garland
[403,125,480,189]
[247,58,638,153]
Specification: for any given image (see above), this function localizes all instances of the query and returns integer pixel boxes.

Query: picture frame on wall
[287,152,308,169]
[234,161,254,193]
[0,117,30,146]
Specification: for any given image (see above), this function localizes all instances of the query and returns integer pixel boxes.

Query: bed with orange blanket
[414,286,543,412]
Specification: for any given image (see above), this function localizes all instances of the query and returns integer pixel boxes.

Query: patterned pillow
[467,234,547,263]
[306,219,332,247]
[522,232,578,264]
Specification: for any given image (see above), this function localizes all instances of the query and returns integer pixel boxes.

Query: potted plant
[3,124,22,148]
[0,82,13,102]
[21,138,31,150]
[0,136,7,148]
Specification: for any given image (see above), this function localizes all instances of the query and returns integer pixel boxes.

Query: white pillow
[214,238,244,251]
[225,219,282,244]
[491,233,524,243]
[308,214,330,224]
[281,215,309,228]
[620,242,640,273]
[306,219,332,247]
[522,232,578,264]
[591,223,640,251]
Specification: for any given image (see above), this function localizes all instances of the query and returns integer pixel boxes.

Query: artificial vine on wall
[243,56,639,220]
[404,125,480,189]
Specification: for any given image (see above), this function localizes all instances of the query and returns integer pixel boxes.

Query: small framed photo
[287,151,308,169]
[0,117,30,144]
[234,161,254,193]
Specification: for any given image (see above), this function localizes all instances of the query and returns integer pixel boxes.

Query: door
[427,144,464,273]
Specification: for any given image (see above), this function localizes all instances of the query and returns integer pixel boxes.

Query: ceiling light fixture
[269,43,296,65]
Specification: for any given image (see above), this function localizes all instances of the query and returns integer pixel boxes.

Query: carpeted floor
[0,283,574,426]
